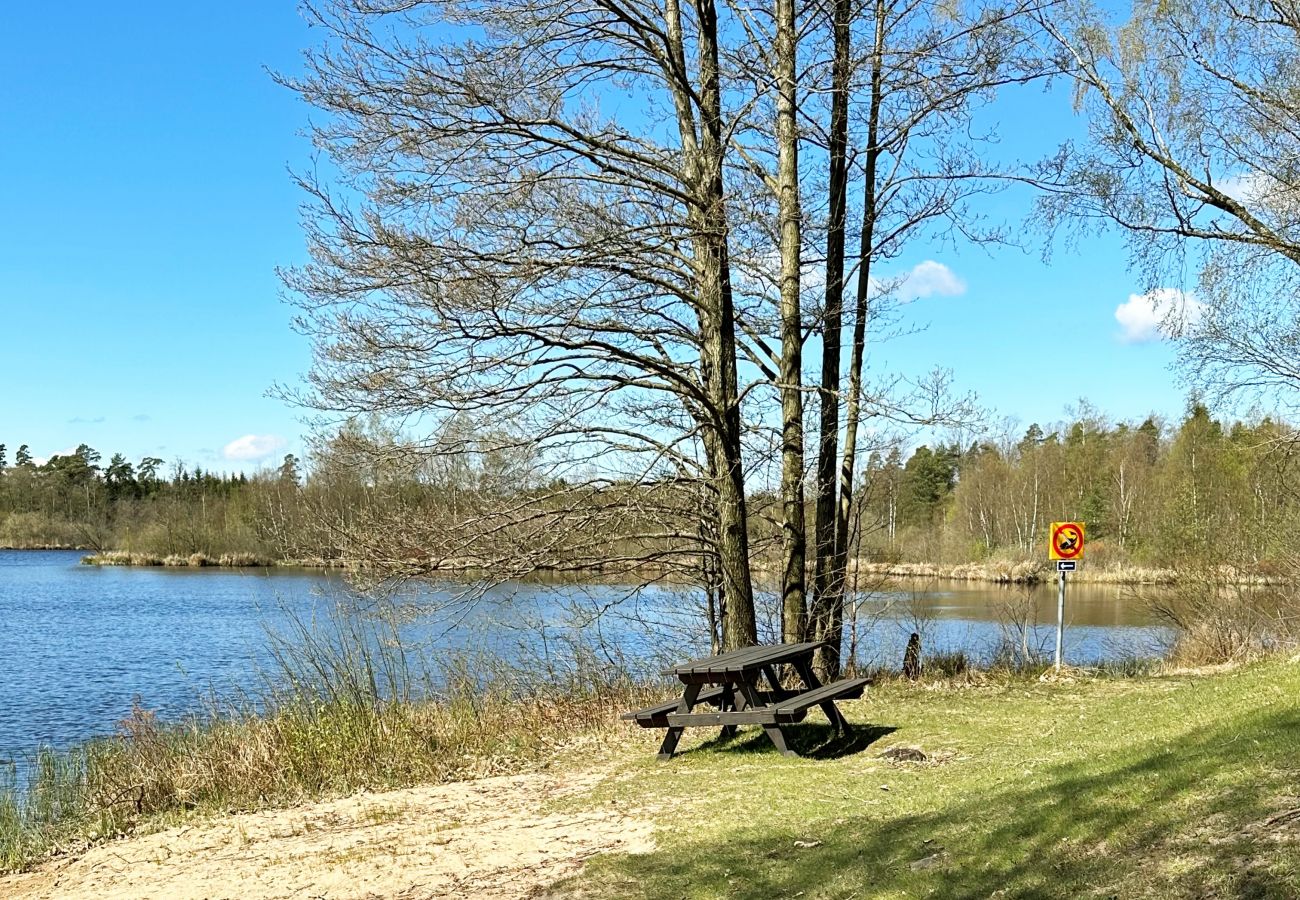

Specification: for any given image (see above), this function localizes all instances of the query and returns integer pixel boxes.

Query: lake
[0,549,1171,762]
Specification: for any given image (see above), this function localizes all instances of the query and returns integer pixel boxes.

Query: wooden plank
[721,641,824,673]
[657,682,701,759]
[664,643,768,677]
[774,677,871,715]
[622,685,727,727]
[761,721,797,757]
[791,655,848,732]
[665,709,807,726]
[661,644,747,676]
[662,641,829,678]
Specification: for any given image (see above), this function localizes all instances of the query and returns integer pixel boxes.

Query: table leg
[736,677,795,757]
[658,683,701,760]
[762,664,795,702]
[719,684,738,740]
[762,664,783,692]
[793,657,850,733]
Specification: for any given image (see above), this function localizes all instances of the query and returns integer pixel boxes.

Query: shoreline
[69,550,1289,586]
[79,550,346,569]
[850,560,1289,586]
[3,658,1298,894]
[0,543,95,552]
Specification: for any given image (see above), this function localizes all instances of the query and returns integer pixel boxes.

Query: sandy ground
[0,770,653,899]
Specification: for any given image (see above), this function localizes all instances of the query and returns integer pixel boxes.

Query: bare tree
[717,0,809,642]
[808,0,1055,676]
[773,0,809,645]
[281,0,763,645]
[281,0,1052,661]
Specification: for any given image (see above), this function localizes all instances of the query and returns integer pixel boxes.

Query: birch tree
[1038,0,1300,414]
[808,0,1056,675]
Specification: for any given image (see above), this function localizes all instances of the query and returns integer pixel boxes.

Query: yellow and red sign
[1049,522,1085,561]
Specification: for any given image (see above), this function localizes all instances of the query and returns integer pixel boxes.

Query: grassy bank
[853,558,1292,586]
[0,663,659,874]
[6,655,1299,897]
[562,655,1300,899]
[77,550,1272,587]
[0,543,93,551]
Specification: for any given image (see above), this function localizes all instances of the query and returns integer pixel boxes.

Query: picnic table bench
[622,641,870,759]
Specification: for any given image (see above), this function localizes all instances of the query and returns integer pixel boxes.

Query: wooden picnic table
[621,641,870,759]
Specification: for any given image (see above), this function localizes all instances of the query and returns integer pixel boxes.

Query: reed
[0,605,660,874]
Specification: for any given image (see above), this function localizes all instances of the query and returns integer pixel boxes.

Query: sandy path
[0,770,652,899]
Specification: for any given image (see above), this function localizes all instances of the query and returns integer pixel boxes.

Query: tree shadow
[570,705,1300,898]
[686,722,897,760]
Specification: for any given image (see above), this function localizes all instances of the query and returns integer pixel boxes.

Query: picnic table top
[662,640,827,679]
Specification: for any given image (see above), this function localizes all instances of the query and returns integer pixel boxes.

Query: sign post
[1048,522,1085,671]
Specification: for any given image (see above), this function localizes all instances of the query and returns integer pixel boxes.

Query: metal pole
[1055,568,1066,671]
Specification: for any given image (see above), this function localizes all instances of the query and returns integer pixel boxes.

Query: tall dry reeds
[1149,570,1300,666]
[0,603,659,874]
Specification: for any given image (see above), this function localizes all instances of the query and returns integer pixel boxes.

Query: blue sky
[0,4,1195,474]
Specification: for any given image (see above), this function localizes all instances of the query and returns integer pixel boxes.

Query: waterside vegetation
[3,644,1297,896]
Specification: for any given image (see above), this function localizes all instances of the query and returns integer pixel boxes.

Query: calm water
[0,550,1170,761]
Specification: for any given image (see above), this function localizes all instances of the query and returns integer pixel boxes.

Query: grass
[0,681,656,874]
[854,559,1289,587]
[0,611,661,877]
[3,615,1297,897]
[556,656,1300,899]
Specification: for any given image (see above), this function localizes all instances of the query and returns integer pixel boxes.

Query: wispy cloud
[67,416,106,425]
[1218,172,1269,203]
[1115,288,1205,343]
[222,434,287,462]
[131,414,152,423]
[1217,171,1299,218]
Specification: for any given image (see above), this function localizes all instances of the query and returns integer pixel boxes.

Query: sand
[0,770,652,899]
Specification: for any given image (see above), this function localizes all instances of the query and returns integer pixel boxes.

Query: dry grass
[0,675,656,874]
[1149,576,1300,667]
[0,598,662,875]
[80,551,344,568]
[853,558,1287,586]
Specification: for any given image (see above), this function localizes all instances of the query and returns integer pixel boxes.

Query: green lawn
[557,660,1300,899]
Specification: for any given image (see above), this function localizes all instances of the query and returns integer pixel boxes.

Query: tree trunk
[775,0,806,644]
[695,0,756,649]
[816,0,886,679]
[811,0,852,654]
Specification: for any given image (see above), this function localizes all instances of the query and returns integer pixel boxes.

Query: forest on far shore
[2,400,1295,574]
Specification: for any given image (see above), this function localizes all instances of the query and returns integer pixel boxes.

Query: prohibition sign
[1050,522,1085,560]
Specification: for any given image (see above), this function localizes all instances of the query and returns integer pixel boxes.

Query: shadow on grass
[687,723,898,761]
[574,705,1300,899]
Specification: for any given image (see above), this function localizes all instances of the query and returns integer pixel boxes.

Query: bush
[1150,569,1300,666]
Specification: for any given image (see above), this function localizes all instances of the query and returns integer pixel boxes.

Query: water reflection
[0,551,1172,760]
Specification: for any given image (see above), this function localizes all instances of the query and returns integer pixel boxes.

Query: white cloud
[222,434,287,462]
[31,447,78,467]
[1115,288,1206,343]
[872,260,967,304]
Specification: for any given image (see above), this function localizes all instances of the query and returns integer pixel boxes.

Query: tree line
[0,442,298,557]
[852,404,1300,571]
